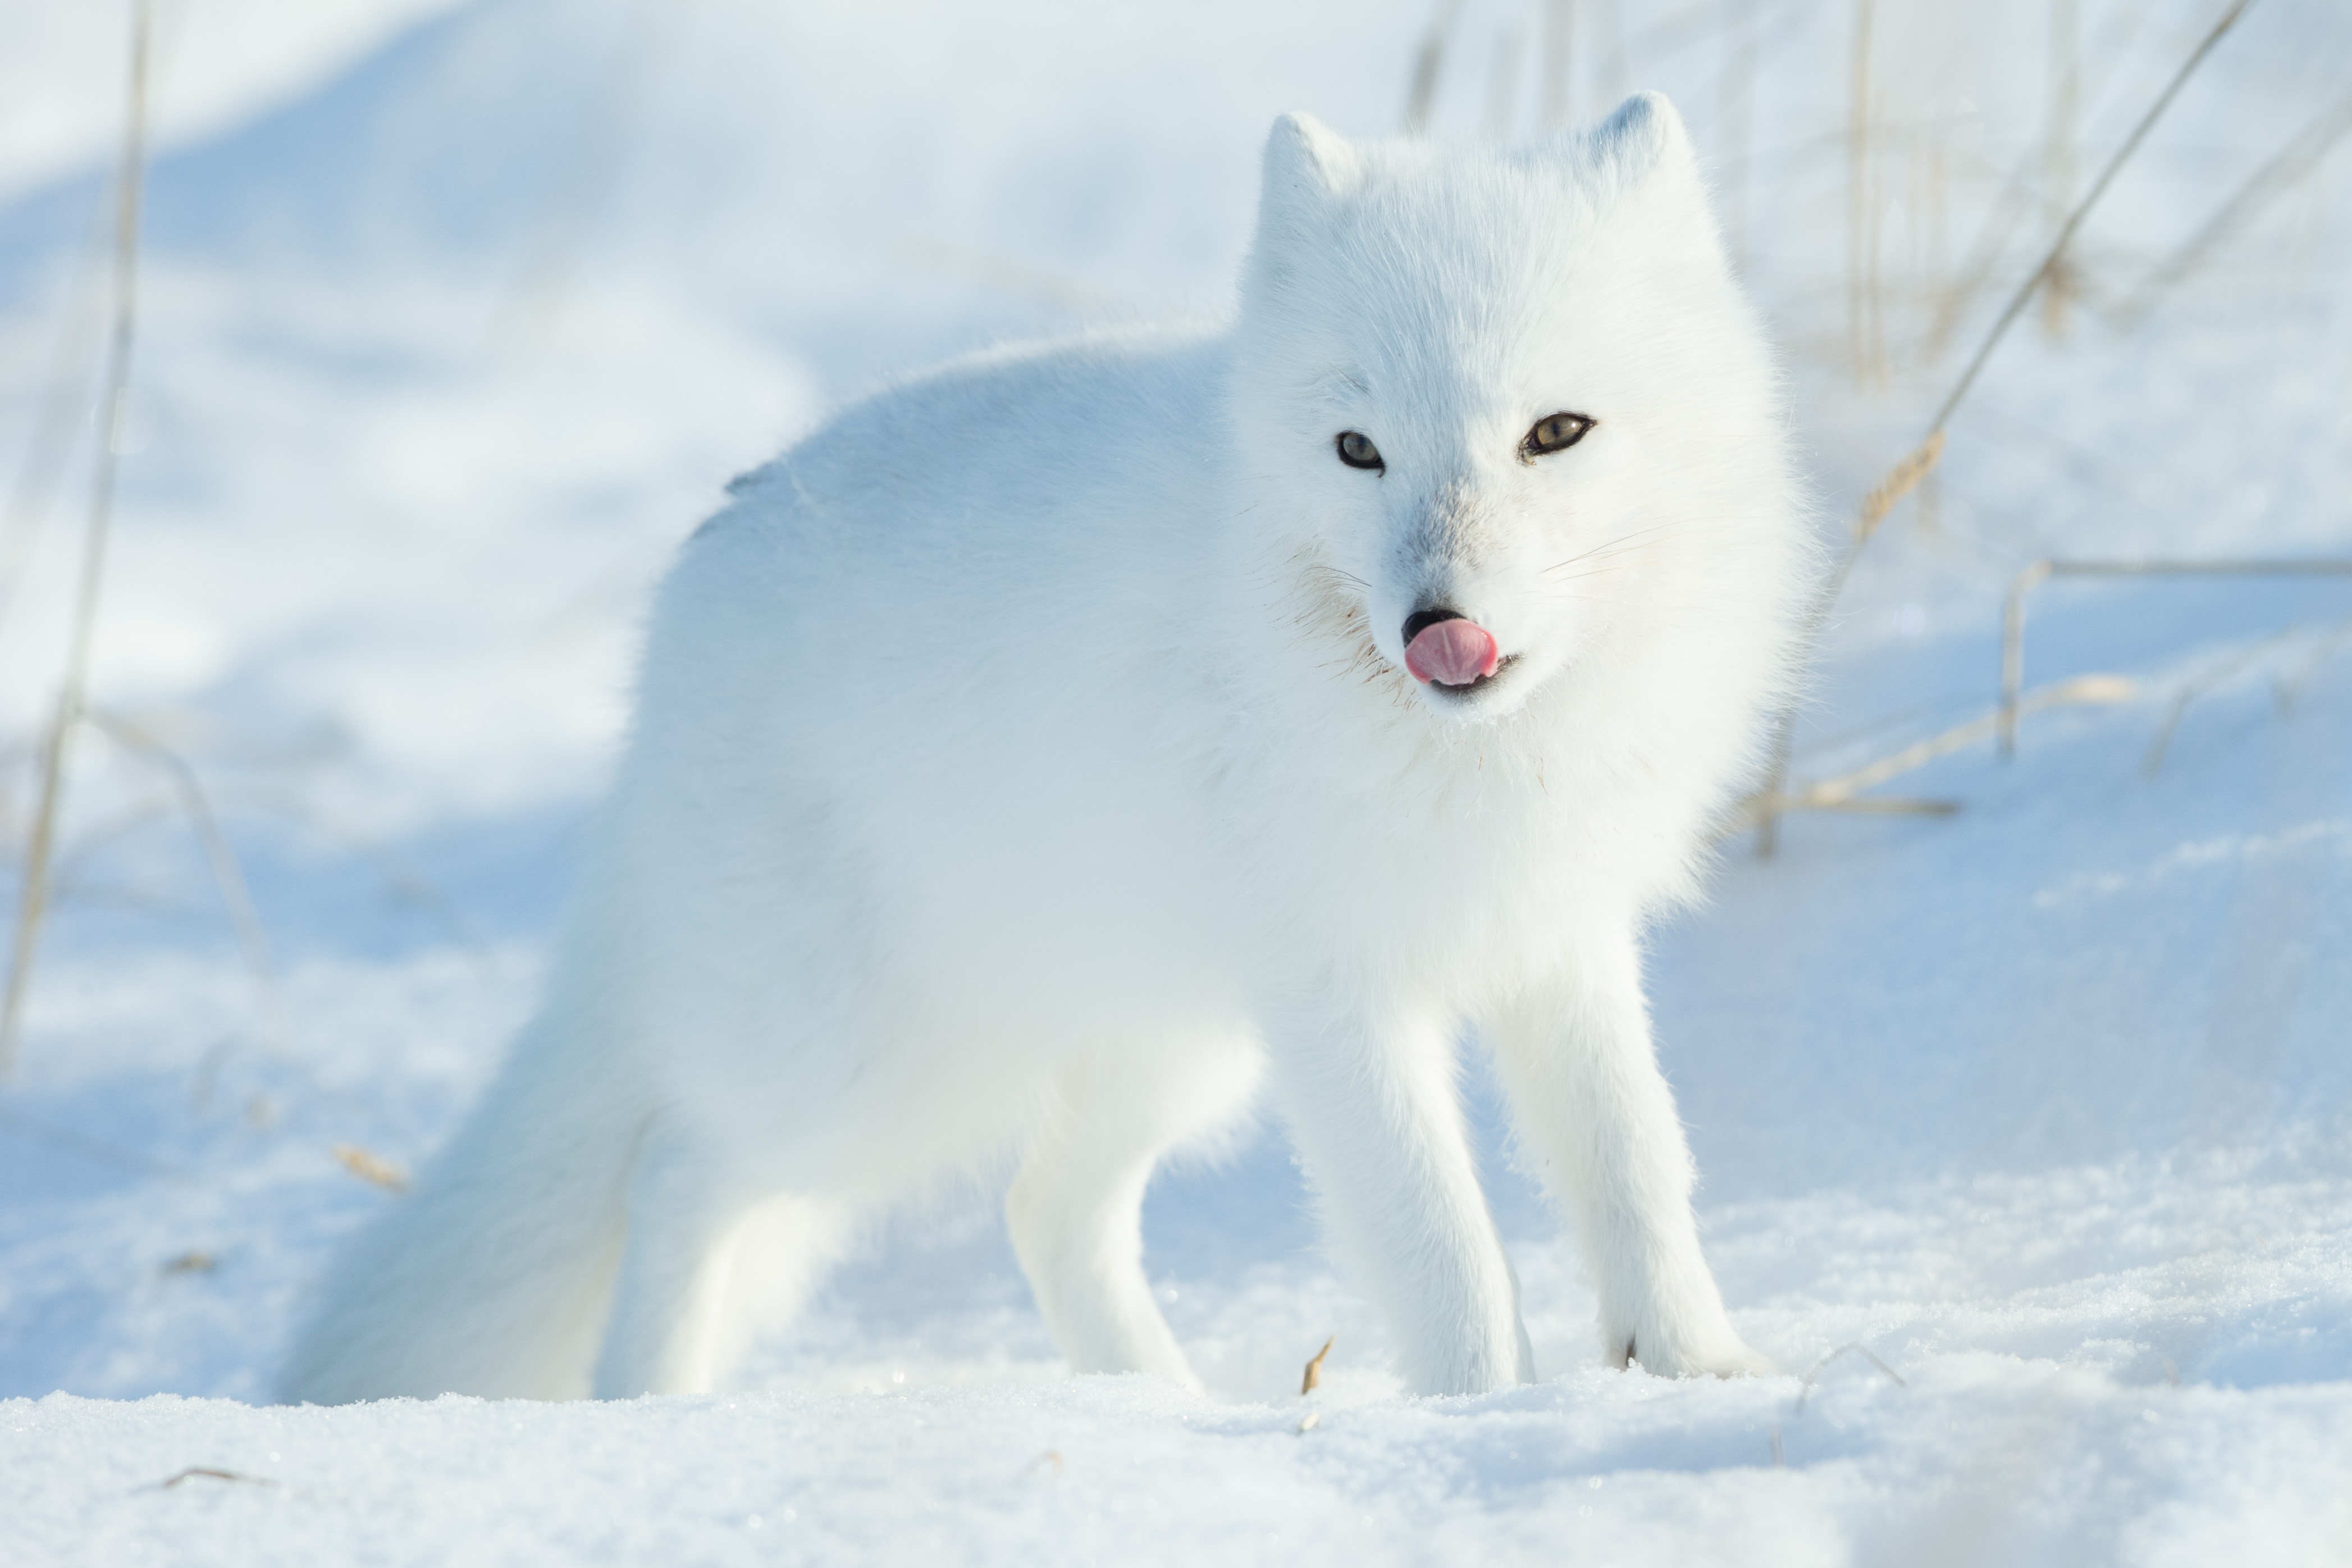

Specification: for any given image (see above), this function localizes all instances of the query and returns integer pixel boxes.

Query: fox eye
[1520,412,1595,461]
[1335,431,1385,472]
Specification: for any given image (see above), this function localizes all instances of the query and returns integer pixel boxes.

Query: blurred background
[3,0,2351,1407]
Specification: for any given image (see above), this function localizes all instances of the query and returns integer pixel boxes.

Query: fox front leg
[1263,996,1534,1397]
[1487,933,1772,1378]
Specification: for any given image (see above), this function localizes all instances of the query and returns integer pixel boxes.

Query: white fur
[281,94,1816,1405]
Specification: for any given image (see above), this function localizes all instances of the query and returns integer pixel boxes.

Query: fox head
[1231,94,1807,727]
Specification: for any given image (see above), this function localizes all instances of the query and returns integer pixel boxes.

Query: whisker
[1543,564,1646,587]
[1541,523,1679,572]
[1540,518,1720,577]
[1541,537,1675,576]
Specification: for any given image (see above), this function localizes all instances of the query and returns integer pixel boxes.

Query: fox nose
[1401,607,1501,687]
[1401,608,1462,645]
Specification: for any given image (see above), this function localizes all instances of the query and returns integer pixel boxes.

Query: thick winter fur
[282,94,1816,1405]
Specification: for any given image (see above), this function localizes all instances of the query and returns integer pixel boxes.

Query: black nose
[1401,607,1466,646]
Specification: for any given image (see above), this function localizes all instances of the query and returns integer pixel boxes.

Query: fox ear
[1259,112,1359,227]
[1584,90,1699,184]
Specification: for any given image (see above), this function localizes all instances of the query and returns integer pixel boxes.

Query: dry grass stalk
[1921,140,2046,364]
[1,0,153,1079]
[1801,795,1957,816]
[1770,1343,1905,1465]
[1733,673,2134,835]
[1757,0,2262,856]
[2040,0,2080,339]
[162,1250,216,1274]
[1924,0,2259,442]
[0,217,111,633]
[1403,0,1466,136]
[1295,1411,1321,1434]
[1835,674,2135,800]
[1301,1333,1336,1395]
[1753,426,1946,857]
[332,1143,410,1192]
[2269,618,2352,712]
[2114,90,2352,328]
[2001,557,2352,755]
[2143,630,2296,776]
[1794,1342,1906,1415]
[1853,428,1945,548]
[1924,0,2149,359]
[150,1468,272,1491]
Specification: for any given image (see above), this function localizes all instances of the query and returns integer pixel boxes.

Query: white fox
[282,93,1814,1405]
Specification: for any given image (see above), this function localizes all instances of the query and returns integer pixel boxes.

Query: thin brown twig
[0,204,113,634]
[148,1468,272,1491]
[2270,617,2352,712]
[1732,673,2135,836]
[1793,1341,1906,1414]
[2143,629,2298,776]
[1753,0,2260,857]
[1921,0,2154,360]
[332,1142,410,1192]
[1999,557,2352,755]
[2040,0,2081,340]
[1301,1334,1336,1395]
[1925,0,2259,440]
[1404,0,1468,135]
[2111,89,2352,328]
[1922,135,2045,364]
[2,0,153,1078]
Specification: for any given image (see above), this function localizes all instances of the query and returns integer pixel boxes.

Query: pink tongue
[1405,619,1501,685]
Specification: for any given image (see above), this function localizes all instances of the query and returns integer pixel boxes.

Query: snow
[0,1,469,202]
[5,1,2352,1562]
[13,1369,2346,1567]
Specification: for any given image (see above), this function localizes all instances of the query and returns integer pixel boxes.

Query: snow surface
[4,2,2351,1563]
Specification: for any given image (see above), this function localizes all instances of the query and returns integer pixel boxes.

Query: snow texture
[4,1,2351,1562]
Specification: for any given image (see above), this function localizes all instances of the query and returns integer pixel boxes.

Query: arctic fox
[282,93,1813,1405]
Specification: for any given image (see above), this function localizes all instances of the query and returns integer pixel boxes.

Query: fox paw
[1611,1331,1778,1379]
